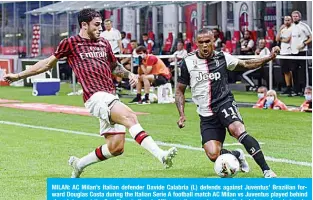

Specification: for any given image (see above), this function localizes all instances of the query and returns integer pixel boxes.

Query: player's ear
[82,22,88,30]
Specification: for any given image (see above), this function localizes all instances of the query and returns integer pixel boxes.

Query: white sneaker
[264,169,277,178]
[68,156,83,178]
[161,147,178,169]
[235,148,250,173]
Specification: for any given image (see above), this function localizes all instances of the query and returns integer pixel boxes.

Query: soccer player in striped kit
[175,28,280,178]
[4,9,177,178]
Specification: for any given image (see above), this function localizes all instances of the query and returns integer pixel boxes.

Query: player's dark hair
[305,86,312,91]
[213,28,220,33]
[142,33,148,37]
[135,46,147,54]
[78,9,102,28]
[130,39,137,43]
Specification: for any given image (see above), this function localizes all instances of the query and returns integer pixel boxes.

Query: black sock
[145,93,149,100]
[238,132,270,171]
[220,149,240,160]
[136,93,141,99]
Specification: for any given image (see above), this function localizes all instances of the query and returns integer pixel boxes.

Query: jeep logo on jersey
[196,72,221,82]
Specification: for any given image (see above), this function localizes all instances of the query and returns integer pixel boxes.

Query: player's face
[142,35,148,41]
[86,17,102,40]
[266,93,276,100]
[258,40,265,49]
[177,42,183,50]
[196,32,214,59]
[137,51,146,59]
[304,89,312,96]
[292,13,300,23]
[284,17,292,26]
[244,31,250,40]
[104,21,112,31]
[130,42,137,49]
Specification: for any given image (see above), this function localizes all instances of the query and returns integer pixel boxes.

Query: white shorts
[84,91,126,136]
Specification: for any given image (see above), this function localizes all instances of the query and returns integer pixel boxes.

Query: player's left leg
[218,101,276,178]
[200,115,242,164]
[69,132,125,178]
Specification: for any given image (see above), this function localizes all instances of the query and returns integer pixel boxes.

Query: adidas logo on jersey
[196,72,221,82]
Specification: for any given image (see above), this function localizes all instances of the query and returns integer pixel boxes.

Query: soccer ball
[214,153,240,178]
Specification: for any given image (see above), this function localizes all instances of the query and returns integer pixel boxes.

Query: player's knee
[228,121,245,139]
[108,143,124,156]
[206,151,220,162]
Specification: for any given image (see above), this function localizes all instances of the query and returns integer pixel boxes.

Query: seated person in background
[300,86,312,112]
[129,46,171,104]
[168,41,188,66]
[263,90,288,110]
[242,39,270,91]
[240,30,255,55]
[142,33,155,51]
[253,86,268,108]
[212,28,222,51]
[120,40,139,73]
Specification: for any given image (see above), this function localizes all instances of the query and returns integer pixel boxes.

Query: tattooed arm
[111,62,131,78]
[175,83,187,128]
[236,46,280,70]
[111,62,138,86]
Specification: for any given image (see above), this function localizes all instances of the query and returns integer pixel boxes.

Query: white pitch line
[0,120,311,167]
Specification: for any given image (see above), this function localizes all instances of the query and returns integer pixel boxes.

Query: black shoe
[288,91,297,97]
[129,97,141,104]
[281,88,291,95]
[139,98,150,105]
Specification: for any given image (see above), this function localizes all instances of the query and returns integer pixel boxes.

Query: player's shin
[129,124,163,161]
[77,144,114,170]
[238,131,270,172]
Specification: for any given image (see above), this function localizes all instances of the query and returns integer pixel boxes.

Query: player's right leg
[110,100,177,168]
[200,115,247,172]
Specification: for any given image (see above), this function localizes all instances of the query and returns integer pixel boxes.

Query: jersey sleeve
[54,38,71,59]
[146,56,158,66]
[301,23,312,37]
[177,59,190,85]
[224,52,239,71]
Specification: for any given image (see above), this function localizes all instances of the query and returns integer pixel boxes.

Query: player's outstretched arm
[175,83,187,128]
[112,62,138,86]
[4,55,58,83]
[236,46,280,70]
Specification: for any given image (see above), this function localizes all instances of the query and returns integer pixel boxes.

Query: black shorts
[280,55,293,73]
[153,75,168,86]
[200,100,244,145]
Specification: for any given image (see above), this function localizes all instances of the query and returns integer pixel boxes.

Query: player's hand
[270,46,280,59]
[177,115,186,129]
[128,73,138,87]
[297,43,305,50]
[3,73,19,83]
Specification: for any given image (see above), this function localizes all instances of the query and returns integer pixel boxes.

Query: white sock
[77,144,113,169]
[129,124,164,161]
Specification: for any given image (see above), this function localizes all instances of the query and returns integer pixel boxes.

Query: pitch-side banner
[47,178,312,200]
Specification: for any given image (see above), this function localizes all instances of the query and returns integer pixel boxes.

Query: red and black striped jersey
[54,35,116,102]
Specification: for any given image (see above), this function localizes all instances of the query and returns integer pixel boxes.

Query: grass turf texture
[0,84,311,199]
